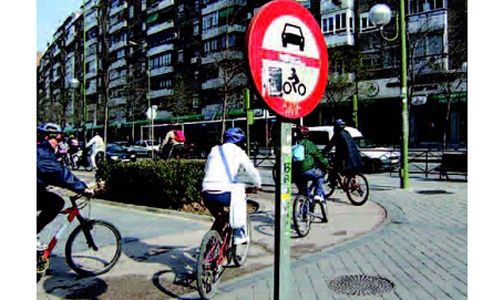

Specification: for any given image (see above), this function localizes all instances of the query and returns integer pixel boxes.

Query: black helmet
[37,122,63,134]
[334,119,346,127]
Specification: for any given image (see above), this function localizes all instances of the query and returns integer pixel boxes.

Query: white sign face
[260,16,321,103]
[146,106,158,120]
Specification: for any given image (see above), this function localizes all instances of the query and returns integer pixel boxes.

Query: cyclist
[37,123,94,250]
[292,126,329,211]
[68,134,80,155]
[86,132,105,169]
[202,127,261,245]
[322,118,364,176]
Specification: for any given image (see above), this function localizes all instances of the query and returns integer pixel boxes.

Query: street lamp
[369,1,410,189]
[68,78,80,131]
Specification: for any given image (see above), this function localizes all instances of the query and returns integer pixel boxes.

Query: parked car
[106,143,137,163]
[307,126,400,173]
[128,140,160,157]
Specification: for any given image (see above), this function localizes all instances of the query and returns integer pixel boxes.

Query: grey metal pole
[274,118,292,300]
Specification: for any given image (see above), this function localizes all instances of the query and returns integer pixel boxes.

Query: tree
[166,74,196,117]
[96,0,111,143]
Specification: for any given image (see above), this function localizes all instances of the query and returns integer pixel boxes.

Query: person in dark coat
[37,123,94,249]
[322,119,364,176]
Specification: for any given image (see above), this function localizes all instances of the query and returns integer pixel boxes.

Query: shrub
[97,159,206,212]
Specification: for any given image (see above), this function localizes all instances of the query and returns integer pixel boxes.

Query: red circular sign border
[246,0,328,119]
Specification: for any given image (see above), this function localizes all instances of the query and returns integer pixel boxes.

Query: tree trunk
[442,97,453,151]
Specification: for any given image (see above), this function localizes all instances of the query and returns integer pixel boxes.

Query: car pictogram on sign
[282,23,305,51]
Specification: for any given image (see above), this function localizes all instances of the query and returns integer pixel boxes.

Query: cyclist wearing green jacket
[292,126,329,204]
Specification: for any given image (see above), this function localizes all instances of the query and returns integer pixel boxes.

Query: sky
[37,0,83,53]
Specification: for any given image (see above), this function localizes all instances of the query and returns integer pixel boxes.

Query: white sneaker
[37,238,48,251]
[314,195,325,203]
[233,228,248,245]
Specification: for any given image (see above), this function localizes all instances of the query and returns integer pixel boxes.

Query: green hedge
[97,159,207,212]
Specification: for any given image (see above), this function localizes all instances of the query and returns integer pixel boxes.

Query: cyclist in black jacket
[37,123,93,249]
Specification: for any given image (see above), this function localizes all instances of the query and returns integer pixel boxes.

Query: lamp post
[69,78,80,129]
[369,2,409,189]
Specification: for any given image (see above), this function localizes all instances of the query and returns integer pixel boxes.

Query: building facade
[37,0,467,147]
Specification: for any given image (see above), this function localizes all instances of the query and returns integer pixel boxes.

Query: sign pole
[274,118,292,300]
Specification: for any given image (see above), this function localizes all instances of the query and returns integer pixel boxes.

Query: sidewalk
[191,174,467,300]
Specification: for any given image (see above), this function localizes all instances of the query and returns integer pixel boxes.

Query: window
[328,17,333,32]
[360,13,376,32]
[149,53,172,68]
[408,0,445,14]
[323,12,349,33]
[116,49,125,59]
[178,50,184,63]
[202,12,218,33]
[193,21,200,35]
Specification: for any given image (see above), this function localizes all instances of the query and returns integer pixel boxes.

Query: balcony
[201,24,245,40]
[109,20,127,34]
[86,82,97,95]
[109,77,127,89]
[53,47,61,57]
[85,53,97,62]
[201,50,243,65]
[408,9,447,33]
[84,37,97,48]
[148,88,173,99]
[150,65,174,77]
[202,78,223,90]
[84,17,98,31]
[323,31,355,47]
[109,96,127,106]
[86,69,98,78]
[147,20,174,35]
[65,33,76,46]
[202,0,245,15]
[109,40,127,52]
[147,43,174,57]
[109,2,128,16]
[320,0,353,13]
[109,58,126,70]
[147,0,175,14]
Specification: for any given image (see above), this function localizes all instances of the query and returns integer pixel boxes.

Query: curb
[91,198,215,223]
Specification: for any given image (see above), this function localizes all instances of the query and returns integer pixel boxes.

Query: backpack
[173,130,185,142]
[292,143,305,162]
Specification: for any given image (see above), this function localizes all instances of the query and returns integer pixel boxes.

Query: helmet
[297,126,309,135]
[223,127,246,144]
[334,119,346,127]
[37,122,63,134]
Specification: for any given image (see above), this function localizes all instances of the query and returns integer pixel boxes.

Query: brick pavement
[199,174,467,300]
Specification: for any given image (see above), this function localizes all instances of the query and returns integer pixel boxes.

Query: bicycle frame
[40,196,85,259]
[206,226,232,268]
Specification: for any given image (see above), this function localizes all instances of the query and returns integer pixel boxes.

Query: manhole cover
[415,189,452,195]
[327,275,395,296]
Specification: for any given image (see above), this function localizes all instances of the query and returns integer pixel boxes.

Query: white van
[307,126,400,172]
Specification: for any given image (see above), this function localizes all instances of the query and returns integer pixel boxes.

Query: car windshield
[353,137,377,148]
[308,131,330,146]
[284,24,302,36]
[107,144,124,152]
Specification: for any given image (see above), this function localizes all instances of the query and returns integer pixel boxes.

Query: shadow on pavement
[121,237,199,298]
[40,255,108,299]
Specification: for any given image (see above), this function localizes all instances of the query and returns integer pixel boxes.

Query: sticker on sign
[247,0,328,119]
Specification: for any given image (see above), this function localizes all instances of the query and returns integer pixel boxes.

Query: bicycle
[292,179,328,237]
[37,192,122,279]
[196,188,255,299]
[323,169,370,206]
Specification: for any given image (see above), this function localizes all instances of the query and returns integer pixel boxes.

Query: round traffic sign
[246,0,328,119]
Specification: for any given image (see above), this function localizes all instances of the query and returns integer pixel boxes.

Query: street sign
[146,105,158,120]
[246,0,328,119]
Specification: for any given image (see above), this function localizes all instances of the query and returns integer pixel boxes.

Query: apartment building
[37,0,467,146]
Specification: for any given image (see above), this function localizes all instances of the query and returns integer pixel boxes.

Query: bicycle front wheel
[346,173,370,206]
[65,220,122,276]
[292,195,312,237]
[323,172,336,199]
[197,230,223,300]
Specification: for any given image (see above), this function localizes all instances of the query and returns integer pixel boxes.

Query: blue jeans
[296,168,325,199]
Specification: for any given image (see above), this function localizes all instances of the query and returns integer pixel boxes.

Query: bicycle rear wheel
[346,173,370,206]
[232,215,251,267]
[292,195,312,237]
[65,219,122,276]
[197,230,223,300]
